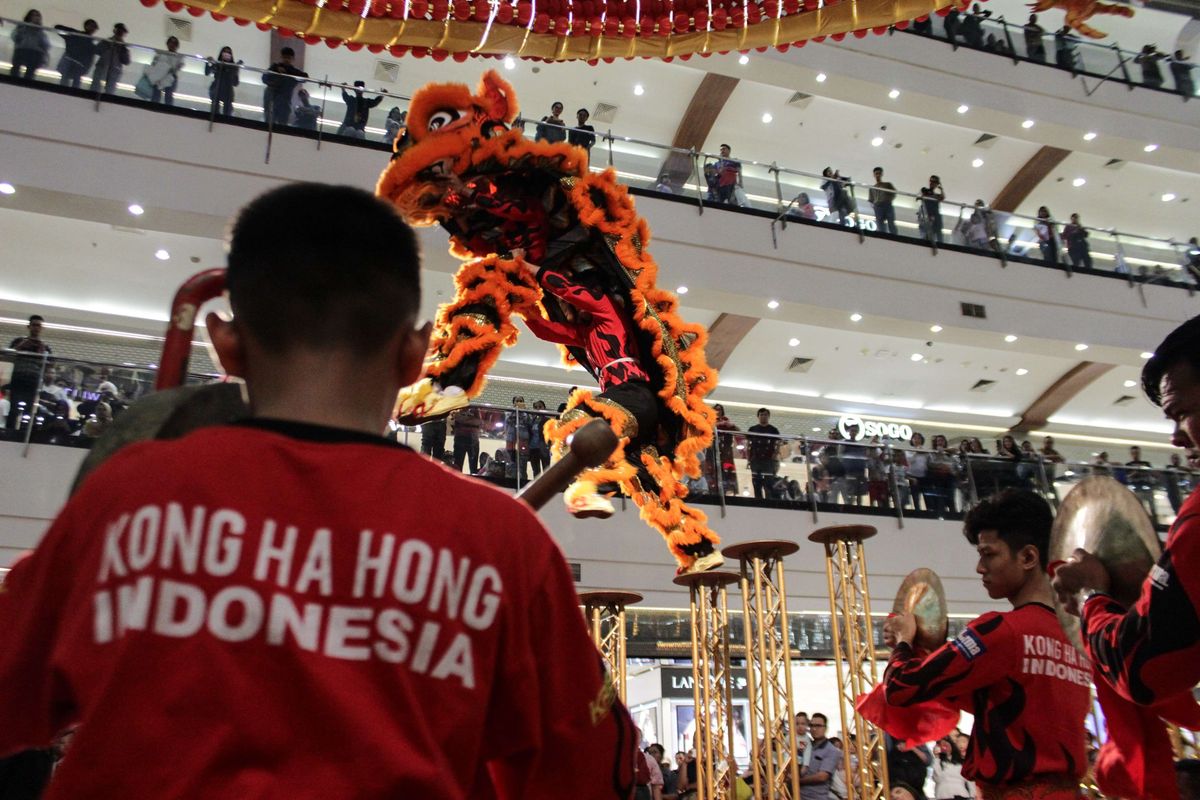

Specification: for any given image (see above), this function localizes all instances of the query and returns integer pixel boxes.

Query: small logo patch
[1149,564,1170,591]
[951,629,986,661]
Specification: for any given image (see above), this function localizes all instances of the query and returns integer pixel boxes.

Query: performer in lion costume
[376,70,722,573]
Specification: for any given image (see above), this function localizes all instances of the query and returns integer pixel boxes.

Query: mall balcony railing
[895,9,1198,101]
[6,350,1194,533]
[1,15,1196,290]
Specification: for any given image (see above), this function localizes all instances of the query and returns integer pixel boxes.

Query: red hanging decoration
[346,41,365,51]
[454,1,471,20]
[497,4,514,22]
[139,0,158,7]
[164,0,184,11]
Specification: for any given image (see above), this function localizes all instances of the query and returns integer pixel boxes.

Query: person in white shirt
[930,733,974,800]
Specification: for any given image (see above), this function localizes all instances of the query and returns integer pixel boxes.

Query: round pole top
[672,570,741,589]
[577,590,644,607]
[807,524,878,545]
[722,539,801,561]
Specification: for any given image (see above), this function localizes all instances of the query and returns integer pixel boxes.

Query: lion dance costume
[376,70,722,573]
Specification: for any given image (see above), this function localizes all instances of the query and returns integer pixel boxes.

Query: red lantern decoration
[474,2,491,20]
[782,0,799,13]
[803,0,816,9]
[517,2,533,23]
[235,17,251,25]
[390,44,410,55]
[872,25,887,34]
[348,0,368,13]
[453,1,470,20]
[852,27,867,37]
[673,11,688,31]
[693,8,707,28]
[935,5,950,15]
[368,43,385,52]
[621,16,637,35]
[534,12,551,31]
[139,0,157,7]
[411,0,429,15]
[411,46,428,56]
[553,14,568,31]
[279,27,294,37]
[604,16,620,34]
[777,41,789,51]
[325,37,343,47]
[346,41,364,51]
[794,38,805,46]
[894,19,908,29]
[812,33,825,41]
[432,48,449,60]
[164,1,184,11]
[711,7,727,29]
[187,1,205,10]
[211,12,228,20]
[497,3,515,22]
[453,51,469,61]
[763,0,778,18]
[747,3,761,23]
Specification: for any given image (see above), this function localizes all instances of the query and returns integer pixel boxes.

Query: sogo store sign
[837,414,913,442]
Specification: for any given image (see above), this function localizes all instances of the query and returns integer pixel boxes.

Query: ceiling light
[1004,334,1018,343]
[738,54,749,65]
[503,55,516,70]
[1075,343,1089,351]
[1083,132,1097,141]
[971,158,983,168]
[155,249,170,261]
[788,337,800,347]
[1123,379,1137,388]
[1162,193,1176,202]
[871,136,884,147]
[1144,144,1158,152]
[1015,368,1029,376]
[849,313,862,322]
[128,203,145,216]
[0,182,14,195]
[811,426,821,432]
[956,104,969,114]
[1072,178,1086,188]
[633,83,644,96]
[815,72,827,82]
[910,353,923,362]
[1021,119,1035,129]
[676,285,688,294]
[762,112,773,124]
[888,88,900,99]
[1140,351,1153,359]
[767,299,780,309]
[930,324,942,333]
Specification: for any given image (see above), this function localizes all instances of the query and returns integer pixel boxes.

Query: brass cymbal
[1050,476,1160,654]
[893,568,949,653]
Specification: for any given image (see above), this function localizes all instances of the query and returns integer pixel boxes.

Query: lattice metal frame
[810,526,889,800]
[726,541,801,800]
[675,571,740,800]
[579,591,642,703]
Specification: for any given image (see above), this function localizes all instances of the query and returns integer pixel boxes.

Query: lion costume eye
[427,109,465,131]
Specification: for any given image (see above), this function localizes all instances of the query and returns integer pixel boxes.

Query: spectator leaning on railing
[53,17,98,89]
[90,22,130,96]
[10,9,51,81]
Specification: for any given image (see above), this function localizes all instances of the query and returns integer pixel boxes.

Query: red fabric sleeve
[1080,501,1200,706]
[536,266,612,315]
[520,311,582,347]
[882,612,1016,707]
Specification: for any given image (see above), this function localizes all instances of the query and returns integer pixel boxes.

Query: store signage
[837,414,913,442]
[661,666,748,698]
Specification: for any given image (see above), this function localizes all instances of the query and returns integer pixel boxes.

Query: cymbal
[893,568,949,653]
[1050,476,1160,653]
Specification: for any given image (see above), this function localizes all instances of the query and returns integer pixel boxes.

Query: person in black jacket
[205,46,240,117]
[262,47,308,127]
[90,22,130,96]
[54,18,99,89]
[337,81,384,139]
[567,108,596,155]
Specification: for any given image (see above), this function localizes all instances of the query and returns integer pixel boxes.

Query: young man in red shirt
[882,489,1090,799]
[0,183,637,799]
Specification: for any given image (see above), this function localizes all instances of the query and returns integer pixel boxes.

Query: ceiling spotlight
[1015,368,1029,376]
[767,299,780,309]
[971,158,984,168]
[1162,193,1176,202]
[850,313,862,322]
[871,136,884,147]
[1004,334,1018,343]
[0,182,14,195]
[1075,343,1089,351]
[930,324,942,333]
[815,72,827,82]
[1140,351,1154,359]
[503,55,516,70]
[676,285,688,294]
[1144,143,1158,152]
[812,426,822,432]
[1083,132,1097,141]
[1021,119,1035,129]
[956,104,969,114]
[633,83,644,96]
[762,112,773,124]
[1072,178,1086,188]
[738,54,750,65]
[1123,379,1138,388]
[888,88,900,99]
[128,203,145,216]
[910,353,923,362]
[155,249,170,261]
[788,337,801,347]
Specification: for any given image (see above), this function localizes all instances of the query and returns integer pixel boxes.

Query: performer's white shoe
[566,491,615,519]
[394,378,467,424]
[678,550,724,575]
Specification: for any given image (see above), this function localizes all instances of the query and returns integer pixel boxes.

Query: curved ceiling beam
[990,145,1072,213]
[1012,361,1116,432]
[659,74,740,183]
[705,312,759,371]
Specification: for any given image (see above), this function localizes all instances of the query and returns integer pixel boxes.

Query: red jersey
[0,420,636,799]
[883,603,1091,786]
[1081,490,1200,706]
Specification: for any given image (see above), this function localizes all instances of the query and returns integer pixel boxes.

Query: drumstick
[517,419,618,511]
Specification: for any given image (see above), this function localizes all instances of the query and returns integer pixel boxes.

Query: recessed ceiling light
[676,285,688,294]
[930,324,942,333]
[1144,144,1158,152]
[1162,193,1176,202]
[888,88,900,99]
[849,313,862,322]
[788,337,800,347]
[812,426,821,432]
[767,299,780,309]
[956,104,969,114]
[1021,119,1035,129]
[155,249,170,261]
[503,55,516,70]
[1004,334,1018,343]
[128,203,145,216]
[1072,178,1086,188]
[738,54,750,65]
[871,136,884,147]
[1015,368,1029,376]
[762,112,773,124]
[1123,379,1138,388]
[0,182,14,195]
[910,353,923,362]
[1083,132,1097,141]
[633,83,644,96]
[1140,351,1154,359]
[1075,343,1089,351]
[815,72,827,82]
[971,158,984,168]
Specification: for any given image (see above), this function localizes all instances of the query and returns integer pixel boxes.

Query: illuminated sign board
[837,414,913,442]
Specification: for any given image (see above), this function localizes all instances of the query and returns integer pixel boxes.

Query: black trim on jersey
[234,418,412,450]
